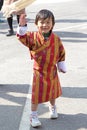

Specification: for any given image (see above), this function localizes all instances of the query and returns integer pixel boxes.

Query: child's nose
[43,23,47,26]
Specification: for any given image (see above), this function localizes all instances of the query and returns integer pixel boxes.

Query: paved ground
[0,0,87,130]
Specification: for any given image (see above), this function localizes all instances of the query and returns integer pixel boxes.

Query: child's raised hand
[19,14,27,26]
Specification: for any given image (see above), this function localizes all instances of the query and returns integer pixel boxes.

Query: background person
[0,0,4,22]
[1,0,35,18]
[2,0,25,36]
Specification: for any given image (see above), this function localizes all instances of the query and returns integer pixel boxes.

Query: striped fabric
[17,31,65,104]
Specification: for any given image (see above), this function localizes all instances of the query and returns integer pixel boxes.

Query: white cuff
[17,26,28,36]
[57,61,67,73]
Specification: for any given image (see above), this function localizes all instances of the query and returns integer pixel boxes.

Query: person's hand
[57,61,67,73]
[1,5,16,18]
[1,5,10,17]
[19,14,27,26]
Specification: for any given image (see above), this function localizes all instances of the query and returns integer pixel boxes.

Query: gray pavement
[0,0,87,130]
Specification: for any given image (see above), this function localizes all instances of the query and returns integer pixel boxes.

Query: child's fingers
[19,14,27,25]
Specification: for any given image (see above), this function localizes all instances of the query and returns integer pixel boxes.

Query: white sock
[31,111,38,116]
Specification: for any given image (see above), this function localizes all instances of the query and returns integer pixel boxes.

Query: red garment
[17,31,65,104]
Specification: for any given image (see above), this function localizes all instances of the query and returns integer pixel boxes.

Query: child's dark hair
[35,9,55,26]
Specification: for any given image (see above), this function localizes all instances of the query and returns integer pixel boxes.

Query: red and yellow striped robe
[17,31,65,104]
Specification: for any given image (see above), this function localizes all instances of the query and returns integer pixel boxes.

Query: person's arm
[17,14,27,36]
[2,0,36,17]
[16,14,32,48]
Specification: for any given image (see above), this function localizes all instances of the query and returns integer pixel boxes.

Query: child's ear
[35,22,37,25]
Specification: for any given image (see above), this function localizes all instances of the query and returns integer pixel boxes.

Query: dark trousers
[7,15,20,31]
[0,0,3,10]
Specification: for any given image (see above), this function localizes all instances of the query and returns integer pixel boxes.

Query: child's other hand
[19,14,27,26]
[59,69,66,73]
[57,61,67,73]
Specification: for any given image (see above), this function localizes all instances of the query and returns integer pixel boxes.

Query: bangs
[35,9,55,25]
[38,12,51,20]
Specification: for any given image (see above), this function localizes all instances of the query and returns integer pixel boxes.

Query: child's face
[36,18,53,34]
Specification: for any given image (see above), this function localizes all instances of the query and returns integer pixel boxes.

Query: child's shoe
[30,114,41,127]
[49,105,58,119]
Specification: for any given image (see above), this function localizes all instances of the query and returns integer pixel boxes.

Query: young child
[17,9,67,127]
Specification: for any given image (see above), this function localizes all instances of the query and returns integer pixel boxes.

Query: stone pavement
[0,0,87,130]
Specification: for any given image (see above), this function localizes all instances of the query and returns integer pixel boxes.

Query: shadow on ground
[0,85,87,130]
[30,113,87,130]
[29,87,87,130]
[0,84,29,130]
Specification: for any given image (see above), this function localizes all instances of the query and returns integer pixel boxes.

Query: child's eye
[40,21,44,24]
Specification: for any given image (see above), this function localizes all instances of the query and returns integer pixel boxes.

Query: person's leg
[49,99,58,119]
[0,0,4,22]
[7,15,13,30]
[31,103,38,111]
[0,0,3,10]
[50,99,55,106]
[30,103,41,127]
[17,15,20,24]
[6,15,14,36]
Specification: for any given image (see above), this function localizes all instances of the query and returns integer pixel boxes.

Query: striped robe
[17,31,65,104]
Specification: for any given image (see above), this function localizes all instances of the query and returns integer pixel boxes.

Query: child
[17,9,67,127]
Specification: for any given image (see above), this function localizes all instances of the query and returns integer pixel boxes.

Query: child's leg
[30,103,41,127]
[49,99,58,119]
[31,103,38,111]
[50,99,55,106]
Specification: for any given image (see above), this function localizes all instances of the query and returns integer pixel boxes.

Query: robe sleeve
[16,26,34,49]
[58,38,65,62]
[57,37,67,73]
